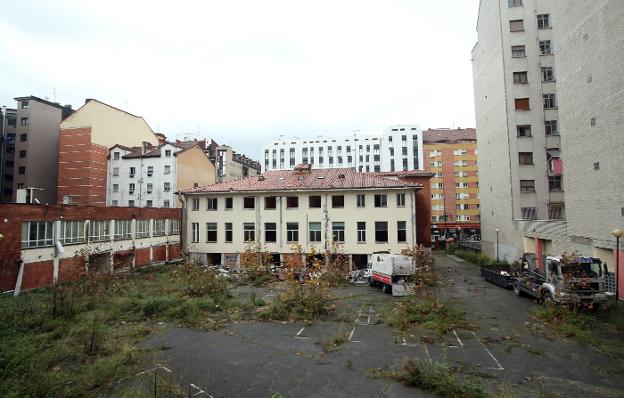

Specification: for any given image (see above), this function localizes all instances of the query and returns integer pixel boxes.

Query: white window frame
[89,220,110,242]
[114,220,132,240]
[61,220,85,244]
[21,221,54,248]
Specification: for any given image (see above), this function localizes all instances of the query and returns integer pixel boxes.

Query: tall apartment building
[473,0,623,276]
[0,107,17,202]
[106,142,215,208]
[0,97,73,204]
[422,128,480,240]
[261,125,424,173]
[58,99,159,206]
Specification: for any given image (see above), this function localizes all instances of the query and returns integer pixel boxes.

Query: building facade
[58,99,159,206]
[473,0,623,285]
[0,204,181,293]
[0,107,17,203]
[261,125,424,173]
[182,165,427,268]
[106,143,216,208]
[422,128,480,240]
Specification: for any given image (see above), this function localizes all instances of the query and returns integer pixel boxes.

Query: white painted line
[424,344,432,364]
[367,305,373,325]
[351,340,361,343]
[191,383,215,397]
[296,327,305,337]
[471,331,504,370]
[348,326,356,341]
[452,330,464,347]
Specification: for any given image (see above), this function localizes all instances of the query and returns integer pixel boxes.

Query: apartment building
[176,139,260,182]
[261,125,424,173]
[0,204,181,293]
[473,0,623,280]
[0,97,73,204]
[0,107,17,202]
[58,99,159,206]
[422,128,480,240]
[181,164,428,268]
[106,142,215,208]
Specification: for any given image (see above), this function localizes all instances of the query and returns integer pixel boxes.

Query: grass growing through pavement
[319,325,350,352]
[0,262,249,398]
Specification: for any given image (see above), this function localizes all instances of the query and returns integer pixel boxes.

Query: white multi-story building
[106,143,215,208]
[261,124,424,173]
[181,164,429,268]
[473,0,623,276]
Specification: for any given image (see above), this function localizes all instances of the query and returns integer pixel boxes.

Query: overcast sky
[1,0,479,158]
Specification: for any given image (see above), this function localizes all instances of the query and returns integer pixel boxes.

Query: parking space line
[471,331,504,370]
[348,326,356,341]
[295,327,307,339]
[367,305,373,325]
[424,344,432,364]
[452,330,464,347]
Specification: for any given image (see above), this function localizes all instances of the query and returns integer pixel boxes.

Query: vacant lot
[2,255,623,397]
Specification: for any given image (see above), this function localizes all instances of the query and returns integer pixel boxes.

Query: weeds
[319,326,349,352]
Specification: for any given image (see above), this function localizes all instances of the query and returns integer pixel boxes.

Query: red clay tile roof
[422,128,476,143]
[183,168,422,194]
[373,170,434,178]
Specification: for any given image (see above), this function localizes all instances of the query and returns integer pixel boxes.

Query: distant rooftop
[422,128,476,143]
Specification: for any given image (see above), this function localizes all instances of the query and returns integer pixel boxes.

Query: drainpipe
[13,260,24,296]
[411,190,417,248]
[178,192,187,253]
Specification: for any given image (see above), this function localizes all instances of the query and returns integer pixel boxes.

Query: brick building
[422,128,480,241]
[57,99,159,206]
[0,204,181,293]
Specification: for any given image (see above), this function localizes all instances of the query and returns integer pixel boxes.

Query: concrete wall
[176,146,216,201]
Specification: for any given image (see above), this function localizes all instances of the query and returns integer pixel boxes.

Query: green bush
[386,295,472,335]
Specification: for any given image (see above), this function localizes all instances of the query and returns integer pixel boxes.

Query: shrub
[386,294,471,335]
[239,242,274,284]
[170,260,229,298]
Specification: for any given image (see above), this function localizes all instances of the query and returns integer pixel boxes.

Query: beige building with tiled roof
[181,164,429,268]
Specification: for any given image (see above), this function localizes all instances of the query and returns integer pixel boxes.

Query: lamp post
[612,228,623,303]
[457,227,462,251]
[495,228,500,263]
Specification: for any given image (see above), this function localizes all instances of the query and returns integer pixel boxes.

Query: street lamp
[612,228,623,303]
[495,228,500,263]
[457,227,462,251]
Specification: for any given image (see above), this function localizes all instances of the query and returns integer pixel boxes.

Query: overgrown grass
[373,358,490,398]
[0,262,245,397]
[259,283,334,322]
[319,325,350,352]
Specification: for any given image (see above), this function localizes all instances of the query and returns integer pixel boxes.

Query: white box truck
[367,253,415,296]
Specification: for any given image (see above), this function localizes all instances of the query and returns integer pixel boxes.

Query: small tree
[322,241,350,286]
[239,241,273,283]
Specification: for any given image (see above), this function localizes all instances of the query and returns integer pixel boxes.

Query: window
[518,152,533,165]
[309,195,321,208]
[517,125,532,137]
[590,117,596,126]
[397,221,407,242]
[243,223,255,242]
[136,219,151,238]
[153,219,166,236]
[265,222,277,242]
[164,165,171,174]
[508,0,522,6]
[549,175,563,191]
[513,71,528,84]
[374,194,387,208]
[264,196,276,209]
[21,221,53,248]
[515,98,530,111]
[543,94,557,109]
[20,117,28,126]
[129,167,136,177]
[89,220,110,242]
[164,182,171,192]
[114,220,132,240]
[396,193,406,207]
[594,162,600,171]
[225,223,233,242]
[545,120,558,136]
[537,14,550,29]
[332,222,345,242]
[206,223,218,242]
[128,200,135,207]
[146,183,153,194]
[509,19,524,32]
[191,197,199,210]
[303,222,319,243]
[521,207,537,220]
[225,197,233,209]
[357,222,366,243]
[112,167,119,176]
[357,194,365,208]
[147,166,153,177]
[332,195,344,208]
[112,183,119,192]
[243,197,255,209]
[163,200,170,208]
[539,40,552,55]
[542,67,554,82]
[169,219,180,235]
[113,152,120,160]
[286,196,299,209]
[548,206,564,220]
[18,166,25,175]
[165,149,172,157]
[520,180,535,192]
[287,222,299,242]
[191,223,199,242]
[207,197,218,210]
[375,222,388,242]
[21,100,29,109]
[19,150,26,158]
[146,200,153,208]
[512,45,526,57]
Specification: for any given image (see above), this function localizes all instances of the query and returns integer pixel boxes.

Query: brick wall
[152,245,167,262]
[59,256,86,283]
[22,260,53,290]
[168,243,181,260]
[135,248,151,267]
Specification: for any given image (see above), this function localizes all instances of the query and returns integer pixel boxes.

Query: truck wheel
[542,292,554,306]
[382,284,391,294]
[513,281,523,297]
[369,277,375,287]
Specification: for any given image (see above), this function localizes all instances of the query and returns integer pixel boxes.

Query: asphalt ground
[140,254,624,398]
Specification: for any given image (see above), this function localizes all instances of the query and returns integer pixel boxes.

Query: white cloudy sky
[0,0,479,157]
